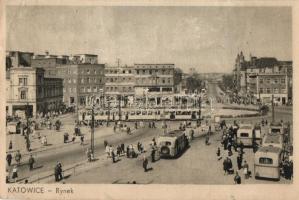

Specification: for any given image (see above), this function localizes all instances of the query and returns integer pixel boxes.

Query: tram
[78,108,201,122]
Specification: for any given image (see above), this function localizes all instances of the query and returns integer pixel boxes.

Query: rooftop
[264,134,281,144]
[164,130,185,137]
[257,146,282,154]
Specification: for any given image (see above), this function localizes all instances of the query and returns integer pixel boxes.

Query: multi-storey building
[31,54,105,107]
[105,66,135,100]
[134,64,175,94]
[233,52,292,105]
[6,67,63,117]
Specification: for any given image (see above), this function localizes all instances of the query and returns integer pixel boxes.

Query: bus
[236,124,255,147]
[254,146,283,180]
[157,130,188,158]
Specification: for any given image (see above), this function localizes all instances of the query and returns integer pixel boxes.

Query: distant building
[233,52,292,105]
[6,67,63,117]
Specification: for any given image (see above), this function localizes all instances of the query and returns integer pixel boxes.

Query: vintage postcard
[0,0,298,199]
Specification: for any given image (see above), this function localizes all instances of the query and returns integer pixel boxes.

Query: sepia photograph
[1,0,298,199]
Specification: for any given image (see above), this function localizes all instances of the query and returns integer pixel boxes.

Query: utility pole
[118,94,122,121]
[91,99,95,154]
[272,93,275,123]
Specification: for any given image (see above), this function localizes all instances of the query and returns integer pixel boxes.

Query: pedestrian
[105,144,110,158]
[11,165,18,183]
[6,152,12,166]
[9,140,13,150]
[15,150,22,165]
[237,154,242,170]
[117,145,121,157]
[54,163,59,182]
[234,172,241,184]
[104,140,108,148]
[205,134,209,145]
[190,129,194,140]
[243,160,249,179]
[111,150,116,163]
[223,157,228,175]
[121,143,125,154]
[86,148,92,162]
[151,146,156,163]
[216,147,221,158]
[126,146,130,158]
[57,162,63,181]
[80,135,84,145]
[143,155,148,172]
[28,154,35,171]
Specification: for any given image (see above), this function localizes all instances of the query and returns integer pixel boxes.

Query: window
[129,70,132,74]
[274,88,279,94]
[266,78,271,84]
[19,78,28,86]
[87,78,90,83]
[143,70,145,74]
[162,79,165,84]
[69,88,72,93]
[259,78,263,84]
[93,87,97,92]
[136,70,139,74]
[73,79,76,83]
[240,133,249,137]
[94,78,97,83]
[259,157,273,165]
[266,88,271,94]
[87,69,90,74]
[123,70,125,74]
[94,69,96,74]
[274,79,278,84]
[81,78,84,83]
[149,70,152,75]
[259,88,263,94]
[20,90,27,99]
[168,78,171,83]
[281,78,285,84]
[68,78,71,83]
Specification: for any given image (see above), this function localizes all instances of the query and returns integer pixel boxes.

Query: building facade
[233,52,292,105]
[6,67,63,117]
[105,66,135,97]
[32,54,106,107]
[134,64,175,95]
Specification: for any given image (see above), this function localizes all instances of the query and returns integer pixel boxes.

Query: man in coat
[6,152,12,166]
[143,156,148,172]
[28,154,35,171]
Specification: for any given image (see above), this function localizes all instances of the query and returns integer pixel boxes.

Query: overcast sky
[6,6,292,73]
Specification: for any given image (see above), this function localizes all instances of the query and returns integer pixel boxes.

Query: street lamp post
[271,80,275,123]
[90,97,95,154]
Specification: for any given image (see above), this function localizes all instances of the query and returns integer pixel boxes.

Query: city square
[5,6,293,185]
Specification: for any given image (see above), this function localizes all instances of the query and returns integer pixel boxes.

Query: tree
[221,74,234,91]
[186,74,202,93]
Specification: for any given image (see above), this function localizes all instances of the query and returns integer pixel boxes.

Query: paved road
[66,130,291,184]
[9,125,165,182]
